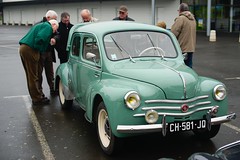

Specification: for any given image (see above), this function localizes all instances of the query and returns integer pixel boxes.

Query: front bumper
[117,113,236,135]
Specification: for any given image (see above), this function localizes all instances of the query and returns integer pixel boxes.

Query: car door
[77,34,102,109]
[68,33,81,97]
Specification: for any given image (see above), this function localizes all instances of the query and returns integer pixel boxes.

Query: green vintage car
[55,21,236,155]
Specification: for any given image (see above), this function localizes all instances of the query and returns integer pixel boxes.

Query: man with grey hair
[45,10,58,21]
[38,10,59,98]
[80,9,98,22]
[171,3,196,68]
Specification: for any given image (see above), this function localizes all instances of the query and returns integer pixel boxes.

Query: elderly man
[38,10,58,97]
[113,5,134,21]
[19,19,59,105]
[80,9,98,22]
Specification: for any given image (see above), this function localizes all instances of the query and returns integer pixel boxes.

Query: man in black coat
[55,12,74,64]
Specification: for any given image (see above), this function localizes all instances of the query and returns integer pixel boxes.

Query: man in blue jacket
[19,19,59,105]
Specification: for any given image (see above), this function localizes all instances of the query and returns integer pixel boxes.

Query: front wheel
[96,102,120,155]
[58,79,73,109]
[193,124,221,139]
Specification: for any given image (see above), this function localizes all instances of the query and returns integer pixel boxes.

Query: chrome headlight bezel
[124,91,141,110]
[213,84,227,101]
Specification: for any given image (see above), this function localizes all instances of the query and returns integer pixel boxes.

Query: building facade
[183,0,240,32]
[0,0,179,29]
[0,0,239,33]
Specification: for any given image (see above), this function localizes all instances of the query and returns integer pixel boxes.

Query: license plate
[168,119,207,132]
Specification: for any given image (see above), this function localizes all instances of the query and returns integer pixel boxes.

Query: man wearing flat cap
[113,5,134,21]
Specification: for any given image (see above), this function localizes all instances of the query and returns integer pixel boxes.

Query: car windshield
[104,31,177,61]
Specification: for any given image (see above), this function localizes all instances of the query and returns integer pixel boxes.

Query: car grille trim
[142,101,211,111]
[134,106,214,117]
[145,95,209,104]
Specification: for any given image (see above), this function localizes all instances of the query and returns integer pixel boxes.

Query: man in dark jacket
[19,20,59,105]
[55,12,74,64]
[113,5,134,21]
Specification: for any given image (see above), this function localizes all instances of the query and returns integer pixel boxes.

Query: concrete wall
[2,0,179,29]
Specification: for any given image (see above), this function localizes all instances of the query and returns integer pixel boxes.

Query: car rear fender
[55,64,74,100]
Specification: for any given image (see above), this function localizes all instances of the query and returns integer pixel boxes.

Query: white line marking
[225,77,240,80]
[4,95,30,99]
[224,123,240,133]
[0,45,19,50]
[22,95,55,160]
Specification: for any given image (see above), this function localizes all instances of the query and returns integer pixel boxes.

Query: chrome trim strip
[142,106,180,111]
[145,95,209,104]
[211,113,236,125]
[216,139,240,152]
[189,101,211,108]
[155,61,187,98]
[117,124,163,133]
[141,101,211,111]
[117,113,236,134]
[134,106,215,117]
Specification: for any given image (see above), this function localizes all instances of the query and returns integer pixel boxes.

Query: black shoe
[32,98,50,105]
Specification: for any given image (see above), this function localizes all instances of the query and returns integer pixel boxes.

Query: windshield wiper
[110,35,135,63]
[147,34,165,60]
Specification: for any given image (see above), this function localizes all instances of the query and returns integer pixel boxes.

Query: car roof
[66,21,172,52]
[73,21,166,35]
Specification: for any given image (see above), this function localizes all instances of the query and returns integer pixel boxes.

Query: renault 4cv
[55,21,236,155]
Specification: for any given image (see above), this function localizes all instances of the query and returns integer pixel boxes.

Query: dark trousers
[38,51,54,97]
[19,44,42,102]
[184,52,193,68]
[58,51,68,64]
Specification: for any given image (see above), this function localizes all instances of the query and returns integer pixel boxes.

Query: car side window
[71,36,81,57]
[82,36,100,64]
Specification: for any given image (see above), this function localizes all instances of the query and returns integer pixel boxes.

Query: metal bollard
[239,33,240,43]
[209,30,216,42]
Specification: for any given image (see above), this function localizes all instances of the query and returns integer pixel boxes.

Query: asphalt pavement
[0,25,239,160]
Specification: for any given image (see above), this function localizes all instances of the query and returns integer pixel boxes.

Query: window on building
[212,0,231,5]
[233,6,240,31]
[234,0,240,5]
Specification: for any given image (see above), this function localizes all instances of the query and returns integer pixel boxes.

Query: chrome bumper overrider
[117,113,236,135]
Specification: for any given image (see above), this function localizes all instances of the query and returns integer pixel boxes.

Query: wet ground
[0,25,239,160]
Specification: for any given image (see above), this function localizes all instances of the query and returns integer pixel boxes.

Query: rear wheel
[96,102,120,155]
[193,124,221,139]
[58,79,73,109]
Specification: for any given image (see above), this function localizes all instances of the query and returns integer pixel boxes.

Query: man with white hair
[80,9,98,22]
[19,19,59,105]
[38,10,59,98]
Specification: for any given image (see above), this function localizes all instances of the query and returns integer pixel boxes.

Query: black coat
[55,21,74,62]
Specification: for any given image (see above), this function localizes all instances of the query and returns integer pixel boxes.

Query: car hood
[111,60,199,99]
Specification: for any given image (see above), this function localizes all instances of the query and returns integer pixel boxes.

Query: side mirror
[86,52,99,67]
[86,52,96,60]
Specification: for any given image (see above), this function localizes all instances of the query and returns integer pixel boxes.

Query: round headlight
[213,85,227,101]
[145,110,159,124]
[124,91,140,110]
